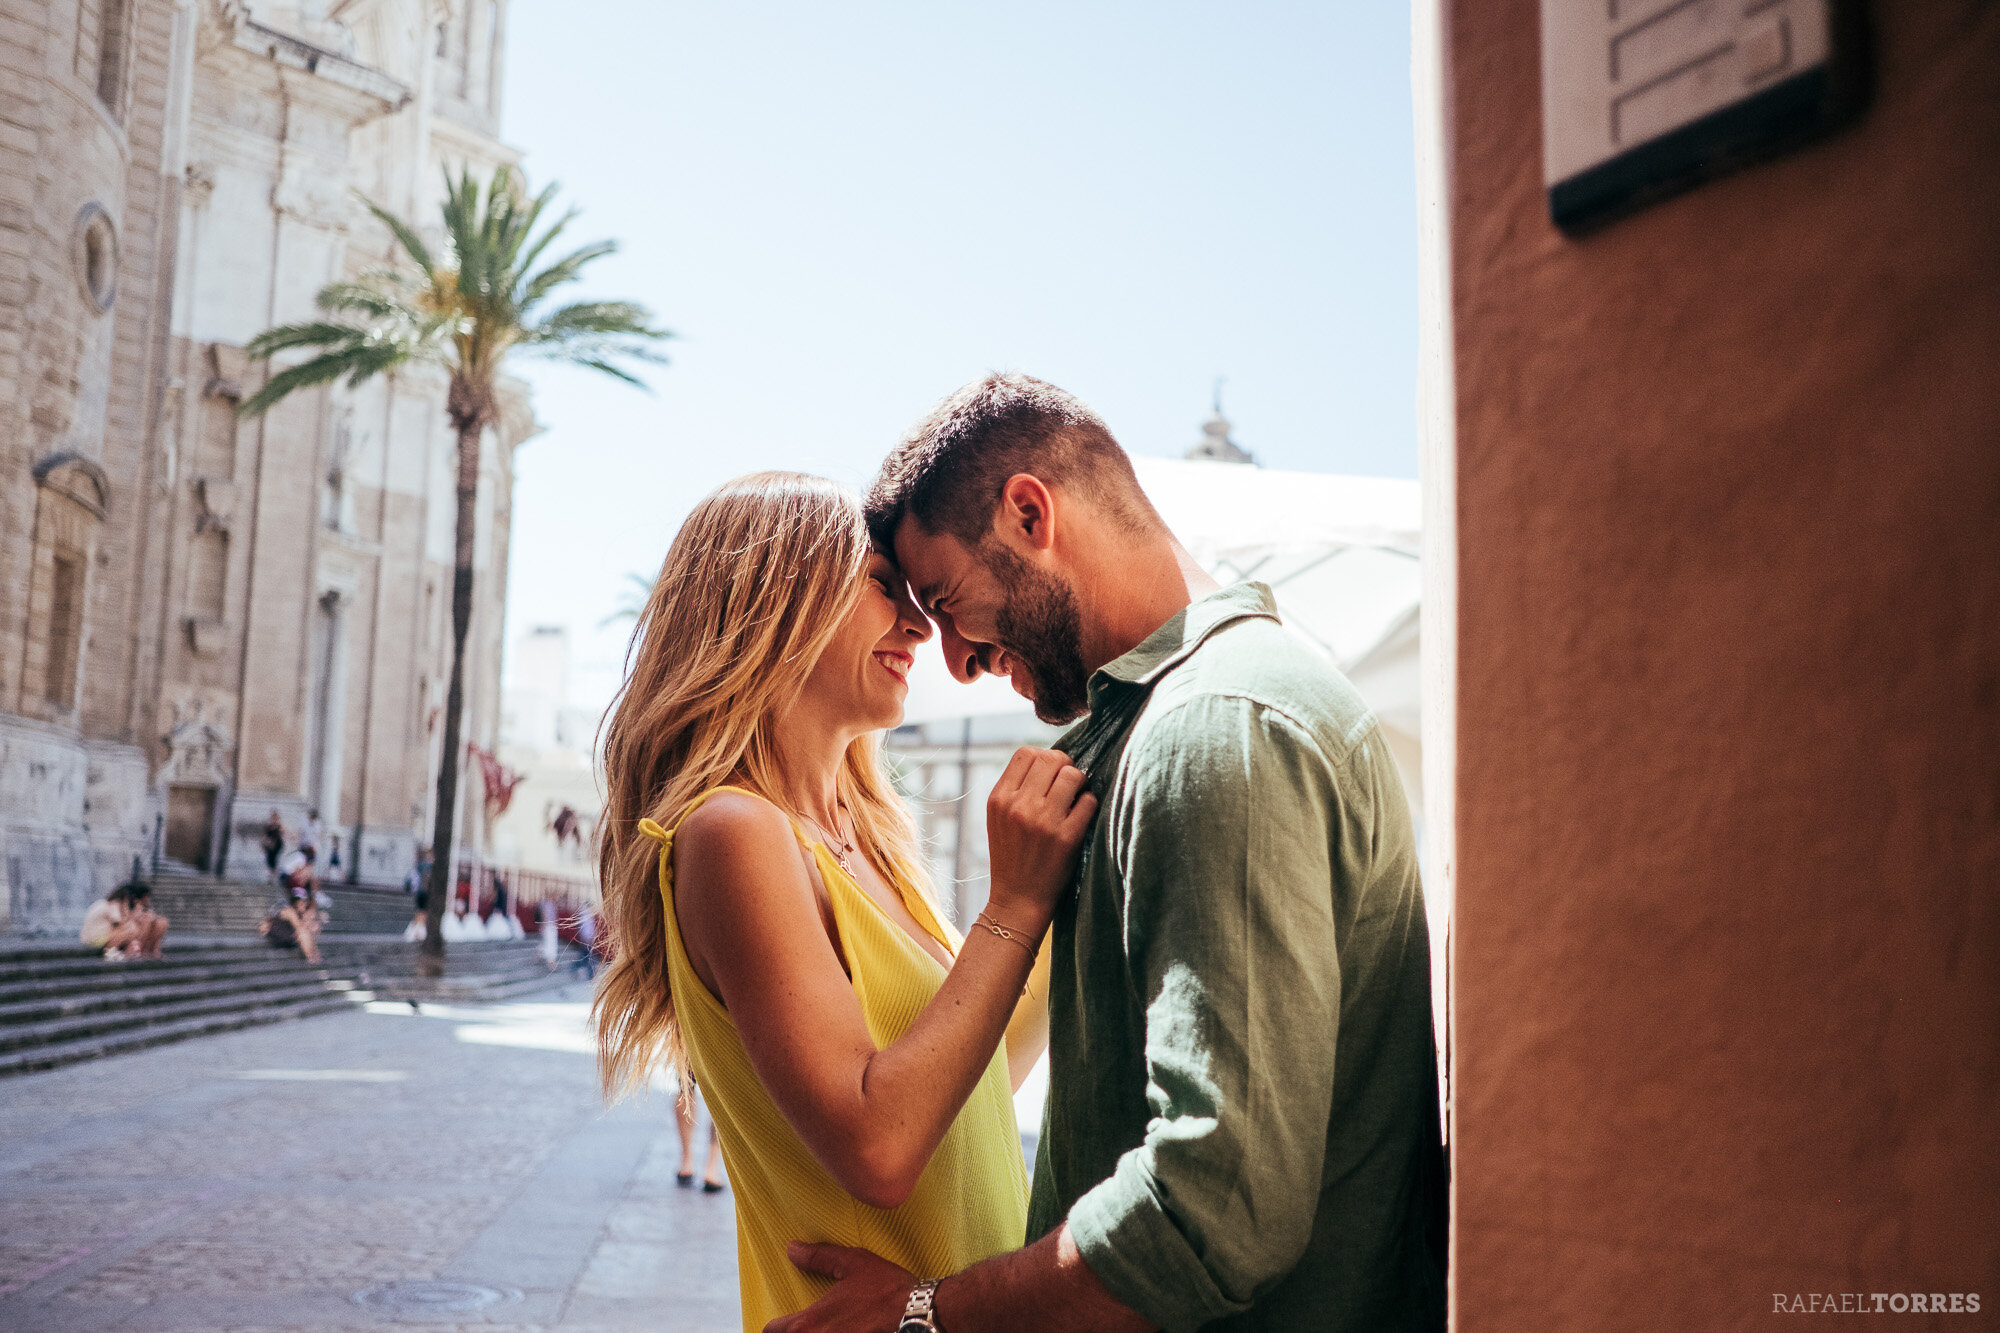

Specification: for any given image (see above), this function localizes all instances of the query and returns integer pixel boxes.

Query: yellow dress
[637,787,1029,1332]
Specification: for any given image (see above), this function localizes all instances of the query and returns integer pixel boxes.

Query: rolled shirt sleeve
[1067,693,1345,1331]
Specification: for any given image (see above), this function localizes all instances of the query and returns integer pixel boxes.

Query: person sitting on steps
[80,883,169,960]
[261,888,324,965]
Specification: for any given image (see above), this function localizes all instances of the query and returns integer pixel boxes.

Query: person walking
[571,909,599,980]
[538,897,559,969]
[260,810,286,883]
[676,1081,726,1194]
[403,848,431,942]
[301,809,325,873]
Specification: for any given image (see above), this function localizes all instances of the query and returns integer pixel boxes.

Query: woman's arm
[674,748,1091,1211]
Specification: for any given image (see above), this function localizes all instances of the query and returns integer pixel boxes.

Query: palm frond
[337,338,413,387]
[518,239,617,312]
[548,353,652,389]
[357,193,437,279]
[244,165,662,421]
[526,300,669,341]
[238,343,409,417]
[507,189,569,281]
[495,182,557,276]
[598,571,657,628]
[243,320,367,360]
[317,280,422,323]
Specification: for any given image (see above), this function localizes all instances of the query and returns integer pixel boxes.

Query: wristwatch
[898,1277,942,1332]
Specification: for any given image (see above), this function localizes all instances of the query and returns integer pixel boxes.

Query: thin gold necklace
[797,798,856,876]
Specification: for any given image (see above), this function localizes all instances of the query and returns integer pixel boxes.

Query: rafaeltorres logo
[1773,1293,1981,1314]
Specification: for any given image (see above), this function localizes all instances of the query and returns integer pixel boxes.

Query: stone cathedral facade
[1,0,534,932]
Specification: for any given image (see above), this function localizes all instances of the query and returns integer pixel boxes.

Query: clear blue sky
[500,1,1417,710]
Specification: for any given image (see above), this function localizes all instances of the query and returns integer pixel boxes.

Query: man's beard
[982,542,1091,725]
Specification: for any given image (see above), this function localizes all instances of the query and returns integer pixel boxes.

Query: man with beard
[768,373,1446,1333]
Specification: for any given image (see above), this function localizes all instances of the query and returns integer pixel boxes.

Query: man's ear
[994,474,1058,554]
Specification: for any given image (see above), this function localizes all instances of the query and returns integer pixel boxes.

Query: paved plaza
[0,983,742,1331]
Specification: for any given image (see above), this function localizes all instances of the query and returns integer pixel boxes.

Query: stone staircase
[319,937,578,1004]
[148,869,418,935]
[0,934,583,1077]
[0,937,368,1077]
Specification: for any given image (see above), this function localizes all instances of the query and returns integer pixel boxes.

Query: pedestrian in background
[538,898,559,969]
[260,810,286,883]
[677,1081,726,1194]
[261,889,323,964]
[403,848,431,941]
[572,909,600,980]
[301,809,324,871]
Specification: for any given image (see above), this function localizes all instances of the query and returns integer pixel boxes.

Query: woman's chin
[870,683,909,731]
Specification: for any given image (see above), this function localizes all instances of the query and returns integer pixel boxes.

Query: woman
[594,472,1093,1331]
[261,888,323,965]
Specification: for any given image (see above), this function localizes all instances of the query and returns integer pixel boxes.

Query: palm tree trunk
[417,416,484,976]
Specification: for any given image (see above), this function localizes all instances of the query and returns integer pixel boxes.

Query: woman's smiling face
[795,548,933,734]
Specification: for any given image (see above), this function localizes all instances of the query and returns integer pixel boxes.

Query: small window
[95,0,130,117]
[75,206,117,312]
[44,551,85,710]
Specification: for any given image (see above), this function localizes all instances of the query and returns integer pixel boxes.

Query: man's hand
[765,1242,915,1333]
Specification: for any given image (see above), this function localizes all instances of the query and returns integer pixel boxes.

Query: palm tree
[239,165,667,975]
[598,571,656,628]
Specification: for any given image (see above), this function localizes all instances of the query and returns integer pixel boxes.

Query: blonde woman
[594,472,1094,1331]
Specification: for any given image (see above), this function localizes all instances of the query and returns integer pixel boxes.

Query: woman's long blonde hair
[593,471,929,1102]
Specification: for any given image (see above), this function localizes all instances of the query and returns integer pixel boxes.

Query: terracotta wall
[1446,3,1999,1327]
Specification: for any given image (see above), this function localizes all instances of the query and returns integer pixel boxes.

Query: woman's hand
[983,747,1096,930]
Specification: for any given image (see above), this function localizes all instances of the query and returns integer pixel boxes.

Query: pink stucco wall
[1447,3,1999,1326]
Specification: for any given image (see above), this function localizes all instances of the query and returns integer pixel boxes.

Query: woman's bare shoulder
[675,790,792,853]
[673,792,809,898]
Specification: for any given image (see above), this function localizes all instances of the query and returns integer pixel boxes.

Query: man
[775,374,1445,1333]
[277,847,312,896]
[301,808,324,873]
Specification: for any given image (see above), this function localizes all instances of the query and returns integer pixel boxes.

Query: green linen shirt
[1030,582,1447,1333]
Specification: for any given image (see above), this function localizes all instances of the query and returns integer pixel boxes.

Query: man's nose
[939,622,984,684]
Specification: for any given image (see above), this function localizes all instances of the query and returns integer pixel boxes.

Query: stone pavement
[0,981,742,1331]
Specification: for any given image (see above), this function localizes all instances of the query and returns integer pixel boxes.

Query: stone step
[0,977,360,1056]
[320,888,422,935]
[0,968,353,1029]
[321,935,546,955]
[148,879,424,936]
[0,955,333,1005]
[0,994,358,1078]
[0,936,271,963]
[317,939,577,1003]
[0,946,304,985]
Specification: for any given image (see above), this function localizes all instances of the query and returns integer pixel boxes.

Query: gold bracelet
[974,911,1040,958]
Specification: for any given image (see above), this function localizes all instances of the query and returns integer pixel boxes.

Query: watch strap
[898,1277,942,1333]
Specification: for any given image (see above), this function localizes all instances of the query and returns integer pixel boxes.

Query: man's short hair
[866,372,1158,548]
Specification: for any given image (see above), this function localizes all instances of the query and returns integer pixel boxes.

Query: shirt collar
[1092,581,1280,694]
